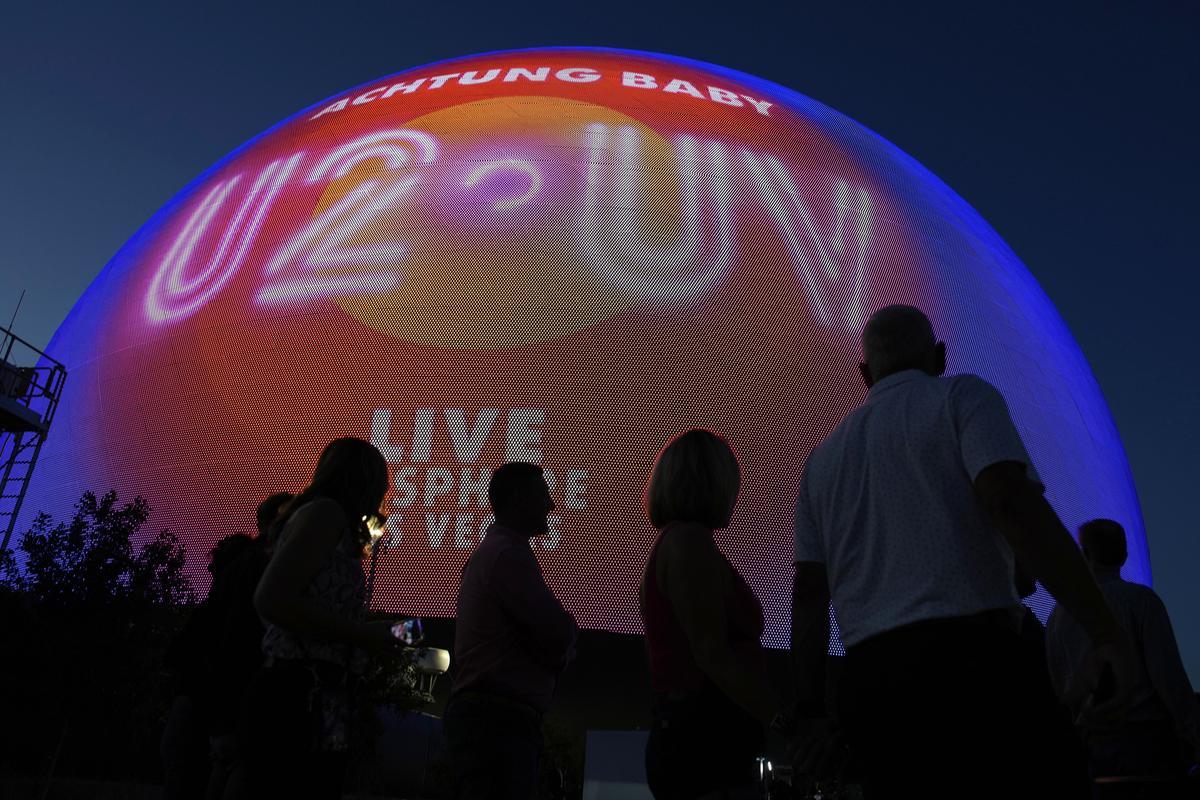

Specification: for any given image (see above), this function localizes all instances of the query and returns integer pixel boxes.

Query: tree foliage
[2,489,194,607]
[0,490,447,791]
[0,490,195,780]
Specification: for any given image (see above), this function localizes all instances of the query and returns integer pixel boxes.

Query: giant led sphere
[29,48,1148,643]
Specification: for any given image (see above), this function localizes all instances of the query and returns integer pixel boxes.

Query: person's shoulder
[807,399,873,476]
[809,409,861,461]
[480,527,532,561]
[945,372,1013,404]
[482,525,529,546]
[943,374,1015,419]
[485,533,542,580]
[943,372,1001,397]
[295,496,346,521]
[283,497,349,540]
[1110,578,1166,608]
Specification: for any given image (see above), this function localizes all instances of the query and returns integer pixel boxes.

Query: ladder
[0,323,66,553]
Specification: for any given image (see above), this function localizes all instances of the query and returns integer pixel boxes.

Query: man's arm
[974,462,1131,718]
[791,469,833,716]
[493,545,578,667]
[789,559,846,778]
[975,464,1117,643]
[952,376,1132,718]
[791,561,830,716]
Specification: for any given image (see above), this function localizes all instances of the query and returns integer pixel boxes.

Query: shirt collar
[1092,566,1123,584]
[486,523,531,543]
[866,368,930,402]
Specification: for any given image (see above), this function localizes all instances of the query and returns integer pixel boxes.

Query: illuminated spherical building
[29,48,1148,643]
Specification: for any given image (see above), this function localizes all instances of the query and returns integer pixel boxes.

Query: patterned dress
[260,498,368,752]
[262,497,368,670]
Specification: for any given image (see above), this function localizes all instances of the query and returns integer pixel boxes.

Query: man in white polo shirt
[789,305,1133,799]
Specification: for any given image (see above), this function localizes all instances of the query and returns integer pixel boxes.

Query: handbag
[303,658,358,753]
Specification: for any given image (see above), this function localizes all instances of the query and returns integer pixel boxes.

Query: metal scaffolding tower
[0,323,66,553]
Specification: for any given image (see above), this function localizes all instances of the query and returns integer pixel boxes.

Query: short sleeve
[951,375,1041,485]
[794,471,825,564]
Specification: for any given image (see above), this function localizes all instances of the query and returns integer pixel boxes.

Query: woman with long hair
[245,437,401,797]
[639,429,785,800]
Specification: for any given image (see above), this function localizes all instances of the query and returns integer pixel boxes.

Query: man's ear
[859,362,874,388]
[933,342,947,376]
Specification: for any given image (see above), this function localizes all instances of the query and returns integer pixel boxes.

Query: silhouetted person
[639,430,785,800]
[246,439,404,799]
[204,491,292,800]
[790,305,1133,799]
[445,462,578,800]
[1046,519,1200,793]
[162,533,255,800]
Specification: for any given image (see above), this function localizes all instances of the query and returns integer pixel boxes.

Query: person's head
[488,462,554,536]
[646,429,741,530]
[208,533,254,576]
[1079,519,1127,571]
[255,492,294,537]
[278,437,388,548]
[859,305,946,387]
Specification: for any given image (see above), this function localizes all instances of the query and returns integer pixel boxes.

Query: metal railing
[1,323,67,552]
[0,324,66,432]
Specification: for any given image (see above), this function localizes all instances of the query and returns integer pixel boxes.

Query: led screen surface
[25,47,1148,646]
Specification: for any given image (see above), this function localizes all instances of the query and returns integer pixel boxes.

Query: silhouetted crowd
[160,305,1199,800]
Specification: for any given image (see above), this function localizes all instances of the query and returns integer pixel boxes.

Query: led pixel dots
[27,48,1148,645]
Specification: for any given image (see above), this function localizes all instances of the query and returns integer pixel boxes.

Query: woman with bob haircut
[247,437,404,798]
[639,429,785,800]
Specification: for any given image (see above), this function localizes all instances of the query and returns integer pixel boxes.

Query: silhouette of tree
[3,490,193,607]
[0,490,196,782]
[0,491,443,792]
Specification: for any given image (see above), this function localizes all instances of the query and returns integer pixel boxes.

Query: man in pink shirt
[445,462,579,800]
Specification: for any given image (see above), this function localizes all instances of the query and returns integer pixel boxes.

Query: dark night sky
[2,2,1197,679]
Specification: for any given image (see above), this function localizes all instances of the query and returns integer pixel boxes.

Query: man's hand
[1076,635,1135,725]
[789,716,849,782]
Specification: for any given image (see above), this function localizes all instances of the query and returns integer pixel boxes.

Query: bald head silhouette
[859,305,946,387]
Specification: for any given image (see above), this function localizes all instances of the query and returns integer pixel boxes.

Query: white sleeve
[952,375,1041,486]
[794,470,824,564]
